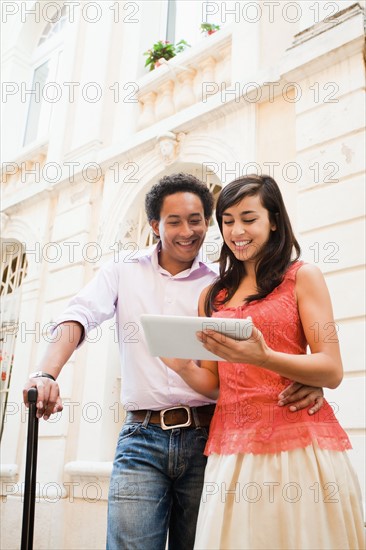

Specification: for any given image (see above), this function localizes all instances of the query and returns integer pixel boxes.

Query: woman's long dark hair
[205,175,301,316]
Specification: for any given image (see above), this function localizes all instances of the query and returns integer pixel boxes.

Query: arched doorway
[0,240,28,439]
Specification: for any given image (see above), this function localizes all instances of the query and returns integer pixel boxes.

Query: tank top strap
[284,260,305,283]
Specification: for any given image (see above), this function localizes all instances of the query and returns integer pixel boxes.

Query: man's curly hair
[145,173,214,222]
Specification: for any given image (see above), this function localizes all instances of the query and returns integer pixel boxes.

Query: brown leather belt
[125,404,215,430]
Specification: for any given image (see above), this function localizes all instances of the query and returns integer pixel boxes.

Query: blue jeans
[106,414,209,550]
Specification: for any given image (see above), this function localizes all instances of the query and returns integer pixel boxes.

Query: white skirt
[194,444,365,550]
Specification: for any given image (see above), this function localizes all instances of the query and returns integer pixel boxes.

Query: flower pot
[154,57,168,69]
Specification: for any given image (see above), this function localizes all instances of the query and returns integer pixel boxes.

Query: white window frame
[162,0,230,48]
[23,5,67,147]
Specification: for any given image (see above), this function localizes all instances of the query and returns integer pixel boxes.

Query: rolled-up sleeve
[52,258,119,346]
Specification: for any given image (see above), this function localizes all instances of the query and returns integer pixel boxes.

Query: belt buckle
[160,405,192,430]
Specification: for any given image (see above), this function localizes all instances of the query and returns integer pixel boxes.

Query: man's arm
[23,321,83,420]
[278,382,324,415]
[23,256,120,419]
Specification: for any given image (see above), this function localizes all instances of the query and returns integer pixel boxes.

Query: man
[24,173,323,549]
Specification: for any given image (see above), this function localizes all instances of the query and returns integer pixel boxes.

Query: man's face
[151,192,209,274]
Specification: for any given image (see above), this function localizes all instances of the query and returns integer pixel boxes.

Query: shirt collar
[149,242,213,278]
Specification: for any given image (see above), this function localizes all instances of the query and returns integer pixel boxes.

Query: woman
[163,175,364,549]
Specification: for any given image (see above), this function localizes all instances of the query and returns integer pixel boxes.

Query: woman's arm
[198,264,343,389]
[160,287,219,399]
[160,358,219,399]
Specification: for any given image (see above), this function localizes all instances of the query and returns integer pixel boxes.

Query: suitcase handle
[21,388,39,550]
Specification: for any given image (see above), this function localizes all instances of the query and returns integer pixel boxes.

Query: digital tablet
[141,314,253,361]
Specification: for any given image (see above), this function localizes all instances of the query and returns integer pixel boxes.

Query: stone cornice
[282,3,365,80]
[290,3,364,48]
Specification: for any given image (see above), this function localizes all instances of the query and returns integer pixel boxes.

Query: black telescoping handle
[21,387,39,550]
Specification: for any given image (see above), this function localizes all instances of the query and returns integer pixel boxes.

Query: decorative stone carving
[175,69,197,110]
[116,218,138,242]
[1,212,9,232]
[200,56,216,82]
[155,80,175,121]
[156,132,185,165]
[138,91,157,130]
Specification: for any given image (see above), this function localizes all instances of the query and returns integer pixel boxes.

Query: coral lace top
[205,261,351,456]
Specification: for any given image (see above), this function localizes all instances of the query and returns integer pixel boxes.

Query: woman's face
[221,194,276,264]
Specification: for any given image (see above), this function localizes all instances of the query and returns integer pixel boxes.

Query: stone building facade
[1,1,365,548]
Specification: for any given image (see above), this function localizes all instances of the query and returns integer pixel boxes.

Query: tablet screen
[141,314,252,361]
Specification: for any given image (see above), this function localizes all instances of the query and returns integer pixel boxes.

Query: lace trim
[205,422,352,456]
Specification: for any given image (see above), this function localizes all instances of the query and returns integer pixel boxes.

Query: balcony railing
[136,29,232,131]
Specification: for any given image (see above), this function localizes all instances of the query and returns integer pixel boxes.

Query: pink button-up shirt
[54,245,218,410]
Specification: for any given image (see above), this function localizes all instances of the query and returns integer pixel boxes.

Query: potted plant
[143,39,190,71]
[200,23,220,35]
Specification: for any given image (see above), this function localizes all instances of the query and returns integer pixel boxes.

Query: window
[23,4,67,146]
[0,240,27,440]
[38,5,68,46]
[23,60,50,145]
[165,0,232,47]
